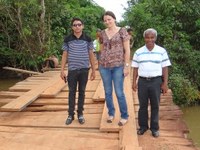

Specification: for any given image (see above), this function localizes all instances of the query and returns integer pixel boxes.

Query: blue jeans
[99,65,129,119]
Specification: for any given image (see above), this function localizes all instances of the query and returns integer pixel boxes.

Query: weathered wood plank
[85,80,100,92]
[99,93,121,132]
[31,98,97,105]
[120,75,140,149]
[0,73,63,111]
[40,78,66,97]
[134,109,183,120]
[3,66,42,75]
[56,91,94,99]
[0,111,101,129]
[92,80,105,102]
[0,91,25,98]
[25,106,103,114]
[0,126,119,150]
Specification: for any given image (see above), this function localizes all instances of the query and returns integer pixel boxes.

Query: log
[3,67,42,75]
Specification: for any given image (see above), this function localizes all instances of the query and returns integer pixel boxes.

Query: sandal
[118,118,128,126]
[107,116,114,123]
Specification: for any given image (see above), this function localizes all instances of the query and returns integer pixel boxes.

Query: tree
[123,0,200,105]
[0,0,105,71]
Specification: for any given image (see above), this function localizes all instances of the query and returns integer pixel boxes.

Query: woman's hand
[123,67,129,77]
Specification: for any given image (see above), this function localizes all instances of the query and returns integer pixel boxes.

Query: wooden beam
[3,67,42,75]
[92,80,105,102]
[119,74,140,149]
[0,73,64,111]
[99,93,121,132]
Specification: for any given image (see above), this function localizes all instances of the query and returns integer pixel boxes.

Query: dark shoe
[137,128,148,135]
[78,115,85,124]
[152,131,159,137]
[65,115,74,125]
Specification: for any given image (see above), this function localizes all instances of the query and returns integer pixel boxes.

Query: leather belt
[139,76,161,81]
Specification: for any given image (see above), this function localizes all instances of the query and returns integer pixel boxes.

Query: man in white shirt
[132,28,171,137]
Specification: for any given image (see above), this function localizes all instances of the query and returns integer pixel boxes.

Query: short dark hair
[71,17,84,26]
[102,11,116,21]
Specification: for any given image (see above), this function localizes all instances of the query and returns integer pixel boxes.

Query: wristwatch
[125,63,129,67]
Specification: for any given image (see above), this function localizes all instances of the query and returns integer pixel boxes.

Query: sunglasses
[72,24,82,27]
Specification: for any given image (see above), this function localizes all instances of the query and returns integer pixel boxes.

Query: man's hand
[161,82,168,94]
[132,82,137,92]
[90,70,95,81]
[60,71,66,83]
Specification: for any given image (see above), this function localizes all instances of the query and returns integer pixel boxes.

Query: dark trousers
[138,77,162,132]
[67,68,89,116]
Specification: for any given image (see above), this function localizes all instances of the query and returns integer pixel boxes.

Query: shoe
[78,115,85,124]
[65,115,74,125]
[118,118,128,126]
[152,131,159,137]
[137,128,148,135]
[107,116,114,123]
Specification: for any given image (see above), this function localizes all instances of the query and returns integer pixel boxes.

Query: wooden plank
[0,73,62,111]
[119,74,140,149]
[56,91,94,99]
[85,80,99,92]
[3,66,42,75]
[159,130,185,138]
[99,93,121,132]
[162,137,194,146]
[134,109,183,120]
[26,103,104,111]
[40,78,66,97]
[92,79,105,102]
[62,81,100,92]
[61,71,101,92]
[0,111,101,129]
[0,126,119,150]
[25,105,104,114]
[134,105,181,111]
[0,98,13,104]
[124,146,142,150]
[31,98,96,105]
[135,119,189,133]
[9,85,37,91]
[0,91,25,98]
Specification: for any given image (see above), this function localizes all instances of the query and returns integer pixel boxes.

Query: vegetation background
[0,0,200,105]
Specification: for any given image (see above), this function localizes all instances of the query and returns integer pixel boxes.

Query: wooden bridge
[0,67,198,150]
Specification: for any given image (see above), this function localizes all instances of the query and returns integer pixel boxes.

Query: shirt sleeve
[88,41,94,51]
[131,53,139,68]
[161,51,171,67]
[62,42,68,51]
[121,28,130,42]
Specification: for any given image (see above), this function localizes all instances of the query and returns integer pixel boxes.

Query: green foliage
[0,0,105,71]
[124,0,200,105]
[169,74,200,106]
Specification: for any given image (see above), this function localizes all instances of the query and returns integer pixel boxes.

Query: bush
[169,73,200,106]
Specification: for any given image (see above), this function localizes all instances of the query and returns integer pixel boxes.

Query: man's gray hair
[143,28,157,37]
